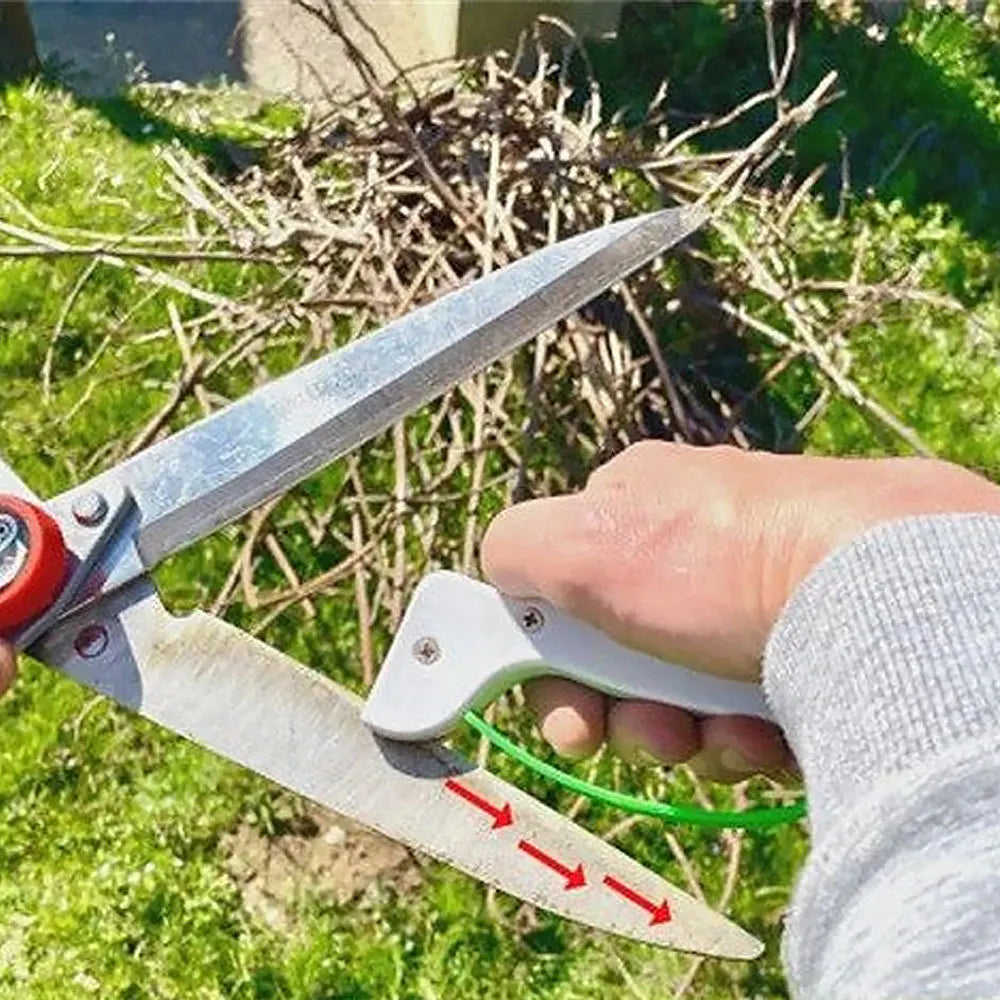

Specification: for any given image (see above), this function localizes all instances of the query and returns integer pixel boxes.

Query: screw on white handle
[361,570,771,741]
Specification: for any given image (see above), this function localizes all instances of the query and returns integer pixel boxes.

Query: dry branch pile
[1,7,956,683]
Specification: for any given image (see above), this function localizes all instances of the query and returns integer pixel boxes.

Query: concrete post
[26,1,622,98]
[237,0,623,98]
[0,0,40,80]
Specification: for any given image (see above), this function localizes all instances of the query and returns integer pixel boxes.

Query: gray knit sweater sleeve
[763,514,1000,1000]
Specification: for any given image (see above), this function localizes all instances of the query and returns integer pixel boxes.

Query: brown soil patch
[222,805,422,930]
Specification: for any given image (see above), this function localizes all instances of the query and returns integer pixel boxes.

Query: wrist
[763,457,1000,647]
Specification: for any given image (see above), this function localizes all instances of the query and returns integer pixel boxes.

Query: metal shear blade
[31,575,759,957]
[2,206,762,959]
[66,206,709,578]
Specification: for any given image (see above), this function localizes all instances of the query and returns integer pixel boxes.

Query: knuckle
[586,440,672,490]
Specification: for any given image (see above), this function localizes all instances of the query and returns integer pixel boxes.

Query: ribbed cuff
[763,513,1000,833]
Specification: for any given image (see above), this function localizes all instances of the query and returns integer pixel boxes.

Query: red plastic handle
[0,494,69,637]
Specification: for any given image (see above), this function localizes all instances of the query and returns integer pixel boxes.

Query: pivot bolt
[72,490,108,528]
[0,513,18,552]
[0,494,69,634]
[412,637,441,665]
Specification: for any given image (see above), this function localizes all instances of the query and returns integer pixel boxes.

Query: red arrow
[517,839,586,889]
[603,875,671,925]
[444,778,514,829]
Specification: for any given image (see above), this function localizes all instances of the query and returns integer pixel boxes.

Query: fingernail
[539,708,597,760]
[719,749,757,775]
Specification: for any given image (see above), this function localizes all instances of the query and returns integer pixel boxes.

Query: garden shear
[0,205,770,960]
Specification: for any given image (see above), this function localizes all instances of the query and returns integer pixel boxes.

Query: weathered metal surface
[57,208,706,580]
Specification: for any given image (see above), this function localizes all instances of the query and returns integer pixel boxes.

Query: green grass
[1,4,1000,996]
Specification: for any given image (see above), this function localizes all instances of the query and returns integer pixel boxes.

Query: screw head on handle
[412,637,441,665]
[520,606,545,633]
[0,494,69,638]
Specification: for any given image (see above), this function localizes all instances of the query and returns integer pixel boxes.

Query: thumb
[480,493,598,603]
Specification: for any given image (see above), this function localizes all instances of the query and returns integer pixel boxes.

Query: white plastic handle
[361,571,771,740]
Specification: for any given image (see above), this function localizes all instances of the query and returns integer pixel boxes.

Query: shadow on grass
[0,71,259,176]
[0,0,257,175]
[76,91,257,176]
[584,1,1000,245]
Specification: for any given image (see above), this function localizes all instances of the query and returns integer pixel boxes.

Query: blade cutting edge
[58,206,707,583]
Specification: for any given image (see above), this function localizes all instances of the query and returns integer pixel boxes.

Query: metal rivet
[412,637,440,665]
[521,606,545,633]
[74,623,109,659]
[72,490,108,528]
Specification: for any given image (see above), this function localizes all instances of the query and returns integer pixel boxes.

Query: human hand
[0,642,14,697]
[481,443,1000,782]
